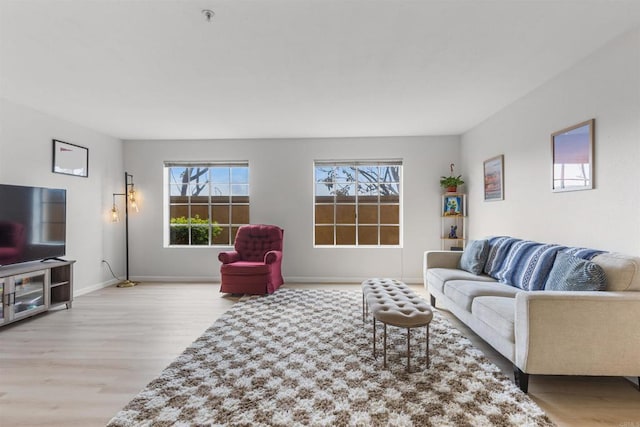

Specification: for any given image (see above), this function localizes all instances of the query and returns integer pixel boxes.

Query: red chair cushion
[221,261,270,276]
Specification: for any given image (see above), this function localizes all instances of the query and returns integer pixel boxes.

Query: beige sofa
[424,249,640,392]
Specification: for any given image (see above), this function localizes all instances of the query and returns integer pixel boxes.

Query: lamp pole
[116,172,137,287]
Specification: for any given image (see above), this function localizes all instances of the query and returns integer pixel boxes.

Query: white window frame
[313,160,403,248]
[163,161,250,247]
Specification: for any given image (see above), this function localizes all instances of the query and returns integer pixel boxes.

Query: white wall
[0,98,126,294]
[124,136,460,283]
[461,28,640,254]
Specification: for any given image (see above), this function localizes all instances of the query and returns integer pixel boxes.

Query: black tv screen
[0,184,66,267]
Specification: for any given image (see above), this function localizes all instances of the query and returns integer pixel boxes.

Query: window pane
[191,226,209,245]
[380,205,399,224]
[212,205,230,224]
[169,224,190,245]
[315,205,334,224]
[231,184,249,196]
[231,167,249,184]
[335,166,356,182]
[358,226,378,245]
[315,226,334,245]
[381,226,400,245]
[190,205,209,221]
[336,205,355,224]
[358,166,379,182]
[315,166,335,184]
[211,183,230,196]
[211,168,230,183]
[169,205,189,221]
[336,226,356,245]
[212,226,230,245]
[335,184,355,202]
[381,166,400,183]
[315,183,333,199]
[231,205,250,224]
[168,167,187,185]
[358,205,378,224]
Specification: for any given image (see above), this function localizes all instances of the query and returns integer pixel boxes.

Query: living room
[1,1,639,426]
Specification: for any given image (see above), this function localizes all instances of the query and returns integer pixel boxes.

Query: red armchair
[218,224,284,295]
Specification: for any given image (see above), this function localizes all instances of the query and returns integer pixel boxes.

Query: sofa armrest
[218,251,240,264]
[515,291,640,375]
[423,250,463,270]
[264,250,282,265]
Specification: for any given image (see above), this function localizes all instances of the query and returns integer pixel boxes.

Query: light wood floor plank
[0,282,638,426]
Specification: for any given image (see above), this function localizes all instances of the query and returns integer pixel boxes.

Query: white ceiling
[1,0,640,140]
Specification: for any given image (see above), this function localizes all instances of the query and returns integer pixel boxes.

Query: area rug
[108,289,554,426]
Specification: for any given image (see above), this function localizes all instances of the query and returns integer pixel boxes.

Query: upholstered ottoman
[361,278,434,372]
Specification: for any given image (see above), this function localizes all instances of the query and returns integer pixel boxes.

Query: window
[165,162,249,246]
[314,160,401,246]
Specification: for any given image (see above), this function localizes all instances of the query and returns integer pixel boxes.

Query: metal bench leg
[373,317,376,358]
[407,327,411,373]
[426,324,430,368]
[383,323,387,368]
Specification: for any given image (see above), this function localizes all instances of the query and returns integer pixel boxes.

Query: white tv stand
[0,259,75,328]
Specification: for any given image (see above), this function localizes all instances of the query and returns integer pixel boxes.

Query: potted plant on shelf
[440,163,465,192]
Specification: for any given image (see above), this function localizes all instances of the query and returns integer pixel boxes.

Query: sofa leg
[514,366,529,393]
[429,294,436,307]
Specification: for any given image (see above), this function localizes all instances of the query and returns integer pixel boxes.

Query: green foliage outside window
[170,215,222,245]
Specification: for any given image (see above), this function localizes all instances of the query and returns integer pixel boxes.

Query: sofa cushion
[471,296,515,341]
[459,239,489,275]
[427,268,495,294]
[493,240,565,291]
[592,253,640,291]
[443,280,520,312]
[545,252,607,291]
[220,261,270,275]
[484,236,521,277]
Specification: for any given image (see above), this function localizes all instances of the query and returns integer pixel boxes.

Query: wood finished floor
[0,282,638,426]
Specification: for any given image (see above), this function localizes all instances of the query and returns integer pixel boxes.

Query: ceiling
[1,0,640,140]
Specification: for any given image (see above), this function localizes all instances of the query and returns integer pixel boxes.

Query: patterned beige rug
[108,289,554,426]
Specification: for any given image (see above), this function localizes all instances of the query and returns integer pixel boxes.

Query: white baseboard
[128,275,423,285]
[74,278,120,297]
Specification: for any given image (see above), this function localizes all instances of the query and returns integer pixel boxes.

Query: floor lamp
[111,172,139,287]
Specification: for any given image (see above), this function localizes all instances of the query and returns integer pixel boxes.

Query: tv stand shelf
[0,260,75,328]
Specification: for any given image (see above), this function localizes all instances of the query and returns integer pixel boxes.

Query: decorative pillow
[545,252,607,291]
[562,247,606,261]
[459,239,489,275]
[483,237,521,277]
[493,241,565,291]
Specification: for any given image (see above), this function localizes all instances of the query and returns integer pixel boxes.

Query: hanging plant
[440,163,464,191]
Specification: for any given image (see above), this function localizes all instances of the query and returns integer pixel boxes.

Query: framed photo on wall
[52,139,89,177]
[551,119,594,192]
[484,155,504,201]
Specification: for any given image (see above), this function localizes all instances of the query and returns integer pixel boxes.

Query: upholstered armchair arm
[264,250,283,265]
[218,251,241,264]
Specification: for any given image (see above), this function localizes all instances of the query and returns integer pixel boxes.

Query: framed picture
[551,119,594,192]
[484,155,504,201]
[443,195,462,216]
[52,139,88,177]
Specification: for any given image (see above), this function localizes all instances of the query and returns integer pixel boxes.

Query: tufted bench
[361,278,433,372]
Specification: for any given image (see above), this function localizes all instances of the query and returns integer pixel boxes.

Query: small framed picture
[443,195,462,216]
[551,119,594,192]
[484,155,504,201]
[52,139,89,177]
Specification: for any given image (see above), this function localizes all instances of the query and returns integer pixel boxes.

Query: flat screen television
[0,184,66,267]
